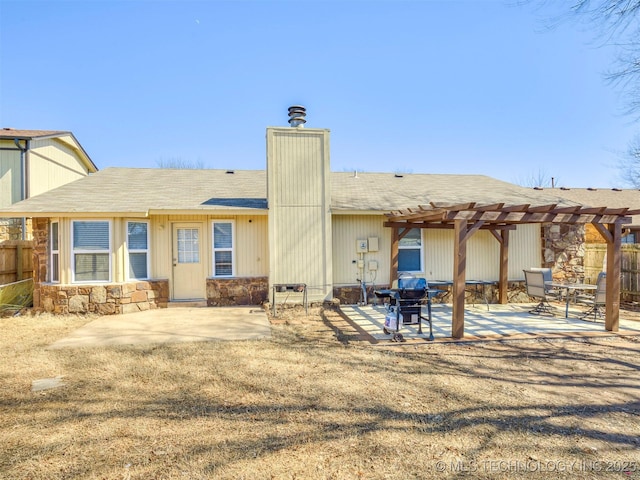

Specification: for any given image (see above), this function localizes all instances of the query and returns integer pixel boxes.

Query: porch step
[168,300,207,308]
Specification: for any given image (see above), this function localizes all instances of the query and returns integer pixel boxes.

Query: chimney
[288,105,306,127]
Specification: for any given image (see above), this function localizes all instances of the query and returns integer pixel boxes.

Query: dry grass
[1,307,639,479]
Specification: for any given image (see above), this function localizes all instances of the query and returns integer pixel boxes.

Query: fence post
[16,244,23,281]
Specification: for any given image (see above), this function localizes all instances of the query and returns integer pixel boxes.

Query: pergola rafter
[384,202,640,339]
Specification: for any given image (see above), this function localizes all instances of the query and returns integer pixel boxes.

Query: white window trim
[50,220,59,283]
[126,220,150,281]
[398,228,423,274]
[71,219,112,283]
[211,220,235,278]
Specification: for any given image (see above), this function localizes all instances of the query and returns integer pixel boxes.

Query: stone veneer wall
[334,282,531,305]
[32,217,49,309]
[542,223,585,282]
[206,277,268,306]
[0,217,31,241]
[39,280,169,315]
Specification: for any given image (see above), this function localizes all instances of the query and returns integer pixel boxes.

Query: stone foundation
[334,281,530,305]
[38,280,169,315]
[206,277,268,306]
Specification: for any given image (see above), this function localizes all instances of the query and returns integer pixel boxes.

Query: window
[398,228,422,273]
[622,232,636,244]
[212,221,234,277]
[50,221,59,283]
[127,221,149,280]
[72,220,110,282]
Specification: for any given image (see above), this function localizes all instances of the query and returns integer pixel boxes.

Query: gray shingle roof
[1,167,583,216]
[547,187,640,227]
[330,172,580,211]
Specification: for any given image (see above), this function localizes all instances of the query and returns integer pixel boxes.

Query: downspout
[13,138,30,240]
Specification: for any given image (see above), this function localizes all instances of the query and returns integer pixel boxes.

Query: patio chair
[523,269,556,315]
[576,272,606,321]
[529,267,562,301]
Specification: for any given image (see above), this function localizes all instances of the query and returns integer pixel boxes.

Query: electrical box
[368,236,379,252]
[357,259,364,268]
[368,260,378,271]
[356,239,368,253]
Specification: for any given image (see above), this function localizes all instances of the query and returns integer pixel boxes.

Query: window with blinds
[72,220,111,282]
[127,221,149,280]
[212,221,234,277]
[398,227,423,273]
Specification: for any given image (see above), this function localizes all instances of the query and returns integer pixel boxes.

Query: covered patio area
[386,200,640,339]
[340,302,640,344]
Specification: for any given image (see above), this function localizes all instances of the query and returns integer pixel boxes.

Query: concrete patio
[340,302,640,343]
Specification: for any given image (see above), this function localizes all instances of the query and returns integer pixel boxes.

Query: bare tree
[527,1,640,183]
[514,168,560,188]
[617,132,640,186]
[156,157,206,169]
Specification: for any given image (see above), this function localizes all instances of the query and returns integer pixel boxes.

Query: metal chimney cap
[288,105,307,127]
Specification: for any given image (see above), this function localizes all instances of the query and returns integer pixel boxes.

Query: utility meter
[356,239,368,253]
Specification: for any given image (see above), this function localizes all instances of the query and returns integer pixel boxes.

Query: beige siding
[332,215,390,286]
[267,128,332,302]
[334,219,542,285]
[235,215,268,277]
[149,214,268,281]
[0,147,22,207]
[425,224,541,281]
[28,138,90,197]
[508,223,543,280]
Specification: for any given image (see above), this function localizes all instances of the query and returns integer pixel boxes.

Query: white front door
[172,223,205,300]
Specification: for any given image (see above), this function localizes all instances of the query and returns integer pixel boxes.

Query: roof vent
[288,105,306,127]
[560,187,570,190]
[587,187,597,191]
[394,173,404,178]
[226,170,235,174]
[612,188,622,191]
[533,186,543,190]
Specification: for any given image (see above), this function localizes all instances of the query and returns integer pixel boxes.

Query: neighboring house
[0,109,600,315]
[547,187,640,243]
[0,129,98,240]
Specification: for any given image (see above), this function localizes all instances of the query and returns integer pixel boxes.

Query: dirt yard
[1,306,639,479]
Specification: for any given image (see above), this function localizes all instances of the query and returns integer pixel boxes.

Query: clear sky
[1,0,637,188]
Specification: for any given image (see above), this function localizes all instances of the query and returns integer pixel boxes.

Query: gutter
[13,138,30,240]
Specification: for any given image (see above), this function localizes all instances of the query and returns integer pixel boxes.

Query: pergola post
[499,230,509,304]
[390,227,399,287]
[452,219,467,339]
[605,223,622,332]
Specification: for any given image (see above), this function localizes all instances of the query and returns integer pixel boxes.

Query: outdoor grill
[374,276,434,341]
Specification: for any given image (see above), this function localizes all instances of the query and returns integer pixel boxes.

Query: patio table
[429,280,497,310]
[548,282,597,318]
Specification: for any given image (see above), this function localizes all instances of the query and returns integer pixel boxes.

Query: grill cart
[375,276,435,342]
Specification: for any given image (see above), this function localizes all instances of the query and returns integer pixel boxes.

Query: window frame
[71,219,112,283]
[211,220,235,278]
[398,227,423,274]
[50,220,59,283]
[126,220,150,280]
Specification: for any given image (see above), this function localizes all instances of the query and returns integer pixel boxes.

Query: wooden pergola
[385,202,640,339]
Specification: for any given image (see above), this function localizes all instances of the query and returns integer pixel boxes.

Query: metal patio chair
[523,269,556,315]
[576,272,606,321]
[529,267,562,301]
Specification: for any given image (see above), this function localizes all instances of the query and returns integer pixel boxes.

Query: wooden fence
[0,240,34,285]
[584,244,640,303]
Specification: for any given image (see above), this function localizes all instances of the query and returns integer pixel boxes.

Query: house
[0,129,98,240]
[1,108,632,326]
